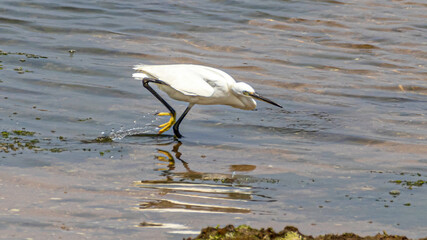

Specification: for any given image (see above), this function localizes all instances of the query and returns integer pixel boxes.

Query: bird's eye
[243,91,249,96]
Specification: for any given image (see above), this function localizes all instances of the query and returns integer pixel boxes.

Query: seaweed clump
[185,225,413,240]
[390,179,425,189]
[81,136,113,144]
[185,225,303,240]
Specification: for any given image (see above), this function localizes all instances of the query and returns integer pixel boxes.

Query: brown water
[0,0,426,239]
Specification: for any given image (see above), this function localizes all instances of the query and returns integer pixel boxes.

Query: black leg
[142,78,175,116]
[173,103,194,138]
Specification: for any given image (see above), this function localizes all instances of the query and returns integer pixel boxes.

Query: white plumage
[132,64,282,138]
[133,64,227,97]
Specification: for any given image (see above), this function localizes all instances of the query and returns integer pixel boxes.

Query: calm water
[1,0,426,239]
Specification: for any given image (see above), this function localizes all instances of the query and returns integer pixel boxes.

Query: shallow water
[1,0,426,239]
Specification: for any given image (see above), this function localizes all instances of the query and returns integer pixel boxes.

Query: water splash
[107,111,164,140]
[109,127,153,140]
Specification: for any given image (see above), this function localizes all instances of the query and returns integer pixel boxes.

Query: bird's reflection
[135,141,264,215]
[154,141,194,181]
[135,141,277,211]
[154,141,249,184]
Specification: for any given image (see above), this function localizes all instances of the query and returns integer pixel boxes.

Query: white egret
[132,64,282,138]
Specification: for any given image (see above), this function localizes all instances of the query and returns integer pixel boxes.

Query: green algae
[0,130,59,153]
[11,130,35,136]
[1,131,9,138]
[49,148,66,153]
[0,49,47,59]
[0,127,117,158]
[0,134,41,153]
[0,49,46,74]
[390,179,425,189]
[1,129,115,155]
[78,117,92,122]
[81,136,113,143]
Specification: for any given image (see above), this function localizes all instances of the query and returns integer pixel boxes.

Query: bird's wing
[134,64,227,97]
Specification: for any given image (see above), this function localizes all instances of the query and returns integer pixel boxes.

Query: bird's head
[231,82,283,109]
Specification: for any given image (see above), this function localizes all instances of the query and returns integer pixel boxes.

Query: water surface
[0,0,426,239]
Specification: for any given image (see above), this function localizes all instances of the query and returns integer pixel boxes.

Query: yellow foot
[154,149,175,171]
[156,112,176,134]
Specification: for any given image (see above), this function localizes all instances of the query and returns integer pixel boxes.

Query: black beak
[248,92,283,108]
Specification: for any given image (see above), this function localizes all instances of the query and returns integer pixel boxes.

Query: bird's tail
[132,65,154,80]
